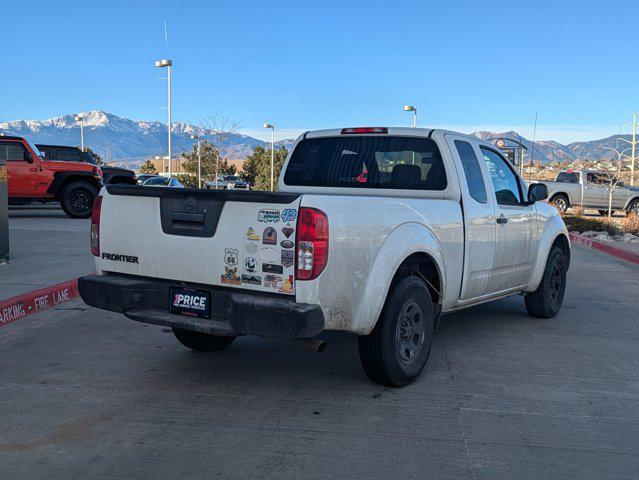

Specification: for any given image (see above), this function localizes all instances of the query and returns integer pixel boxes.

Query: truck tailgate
[97,185,301,295]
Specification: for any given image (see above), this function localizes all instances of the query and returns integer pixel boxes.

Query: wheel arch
[549,191,570,207]
[48,171,102,197]
[351,223,446,335]
[623,196,639,212]
[526,216,571,293]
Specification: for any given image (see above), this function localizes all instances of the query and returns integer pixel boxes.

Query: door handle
[496,215,508,224]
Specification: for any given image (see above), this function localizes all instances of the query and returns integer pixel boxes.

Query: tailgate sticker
[280,250,294,268]
[279,275,294,294]
[281,225,294,238]
[281,209,297,222]
[262,263,283,274]
[221,266,241,285]
[224,248,239,266]
[259,247,279,263]
[244,256,257,272]
[262,227,277,245]
[245,227,260,241]
[264,274,282,288]
[241,274,262,285]
[257,209,280,223]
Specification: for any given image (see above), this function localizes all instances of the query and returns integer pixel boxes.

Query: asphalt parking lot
[2,209,639,479]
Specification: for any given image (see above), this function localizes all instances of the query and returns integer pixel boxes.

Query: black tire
[358,276,436,387]
[60,181,98,218]
[598,210,614,216]
[172,328,236,352]
[525,246,568,318]
[626,200,639,217]
[550,194,569,213]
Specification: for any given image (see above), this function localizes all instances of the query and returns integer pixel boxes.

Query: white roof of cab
[303,127,481,143]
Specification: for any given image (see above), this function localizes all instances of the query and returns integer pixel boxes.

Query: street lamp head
[263,123,274,129]
[75,115,83,122]
[155,59,172,68]
[403,105,416,112]
[190,134,199,140]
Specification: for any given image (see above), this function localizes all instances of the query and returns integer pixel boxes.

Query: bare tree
[197,115,242,188]
[596,170,623,218]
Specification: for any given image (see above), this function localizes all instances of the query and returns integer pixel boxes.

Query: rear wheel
[172,328,236,352]
[358,276,436,387]
[550,194,569,213]
[525,246,568,318]
[60,181,97,218]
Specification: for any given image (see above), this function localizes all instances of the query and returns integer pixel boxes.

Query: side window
[56,149,83,162]
[454,140,487,203]
[480,147,523,206]
[0,142,27,162]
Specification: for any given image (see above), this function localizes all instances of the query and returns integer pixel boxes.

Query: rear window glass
[283,136,447,190]
[556,172,579,183]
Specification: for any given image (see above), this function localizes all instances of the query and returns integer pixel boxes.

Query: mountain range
[0,110,633,168]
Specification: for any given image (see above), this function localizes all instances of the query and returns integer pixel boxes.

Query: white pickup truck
[79,127,570,387]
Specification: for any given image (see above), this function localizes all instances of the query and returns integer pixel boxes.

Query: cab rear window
[283,136,447,190]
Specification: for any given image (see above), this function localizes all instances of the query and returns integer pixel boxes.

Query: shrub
[620,213,639,236]
[571,206,585,218]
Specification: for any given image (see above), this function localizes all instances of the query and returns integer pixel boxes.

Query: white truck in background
[539,169,639,216]
[79,127,570,387]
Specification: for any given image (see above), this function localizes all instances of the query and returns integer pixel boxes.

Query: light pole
[155,58,173,176]
[264,123,275,191]
[403,105,417,128]
[615,113,637,186]
[191,135,202,188]
[75,115,84,151]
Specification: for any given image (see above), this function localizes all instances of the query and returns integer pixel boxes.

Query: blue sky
[2,0,638,143]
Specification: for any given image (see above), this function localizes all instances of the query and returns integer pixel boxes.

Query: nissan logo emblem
[184,196,197,211]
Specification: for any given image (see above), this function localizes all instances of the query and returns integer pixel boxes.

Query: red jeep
[1,135,102,218]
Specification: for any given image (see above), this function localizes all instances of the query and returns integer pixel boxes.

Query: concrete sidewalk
[0,206,93,299]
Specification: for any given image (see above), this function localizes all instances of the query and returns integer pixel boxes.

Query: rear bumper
[78,274,324,339]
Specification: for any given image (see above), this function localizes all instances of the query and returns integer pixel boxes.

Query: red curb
[0,279,79,327]
[569,232,639,266]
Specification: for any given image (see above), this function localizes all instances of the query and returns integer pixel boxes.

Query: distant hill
[0,110,632,167]
[471,130,635,164]
[0,110,294,168]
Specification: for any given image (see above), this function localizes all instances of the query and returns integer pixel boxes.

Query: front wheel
[172,328,236,352]
[626,200,639,217]
[60,181,97,218]
[358,276,436,387]
[525,246,568,318]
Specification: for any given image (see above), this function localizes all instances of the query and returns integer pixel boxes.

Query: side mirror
[527,183,548,203]
[23,151,34,163]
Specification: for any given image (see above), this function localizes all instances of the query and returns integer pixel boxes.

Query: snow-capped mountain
[0,110,292,166]
[0,110,631,167]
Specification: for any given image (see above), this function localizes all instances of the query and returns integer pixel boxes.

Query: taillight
[90,196,102,256]
[296,207,328,280]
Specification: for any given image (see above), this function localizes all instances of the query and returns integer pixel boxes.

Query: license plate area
[169,287,211,318]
